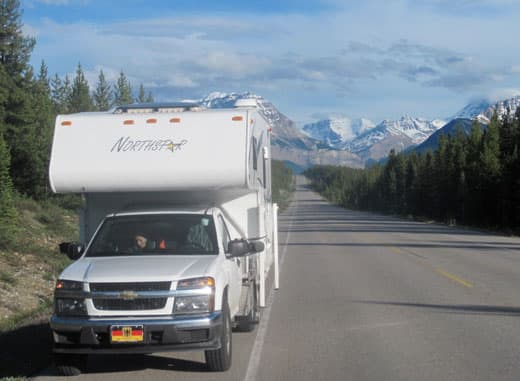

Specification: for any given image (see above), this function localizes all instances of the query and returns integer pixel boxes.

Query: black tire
[236,282,258,332]
[205,294,232,371]
[54,353,87,376]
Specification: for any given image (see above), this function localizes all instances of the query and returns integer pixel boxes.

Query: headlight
[174,295,213,314]
[55,298,87,316]
[54,279,86,316]
[177,277,215,289]
[174,277,215,314]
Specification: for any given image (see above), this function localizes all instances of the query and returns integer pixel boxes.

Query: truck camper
[48,100,278,375]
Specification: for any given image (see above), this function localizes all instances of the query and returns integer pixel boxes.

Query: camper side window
[218,216,231,253]
[252,137,258,170]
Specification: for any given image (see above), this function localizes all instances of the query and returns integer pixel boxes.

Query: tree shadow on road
[0,319,53,379]
[352,300,520,317]
[39,353,209,376]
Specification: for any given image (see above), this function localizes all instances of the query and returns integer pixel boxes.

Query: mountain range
[200,92,520,170]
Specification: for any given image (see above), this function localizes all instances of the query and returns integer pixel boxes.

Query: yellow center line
[390,247,403,255]
[435,268,474,288]
[390,246,474,289]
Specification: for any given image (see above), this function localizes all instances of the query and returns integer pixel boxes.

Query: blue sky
[22,0,520,125]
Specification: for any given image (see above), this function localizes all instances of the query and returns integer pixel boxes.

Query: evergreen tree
[0,132,18,248]
[28,60,54,198]
[113,70,133,106]
[50,74,65,113]
[93,69,113,111]
[479,114,501,225]
[137,83,146,103]
[69,63,93,112]
[0,0,35,81]
[0,0,49,198]
[480,114,501,178]
[145,91,154,103]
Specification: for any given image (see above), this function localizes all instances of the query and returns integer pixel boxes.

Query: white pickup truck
[48,100,278,375]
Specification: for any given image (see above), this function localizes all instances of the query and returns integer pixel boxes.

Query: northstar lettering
[111,137,188,153]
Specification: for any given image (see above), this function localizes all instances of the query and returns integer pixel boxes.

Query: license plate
[110,325,144,343]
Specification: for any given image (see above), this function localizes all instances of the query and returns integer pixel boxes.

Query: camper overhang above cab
[49,104,269,194]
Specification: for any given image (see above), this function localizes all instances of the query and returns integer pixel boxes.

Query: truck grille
[93,298,167,311]
[90,282,171,311]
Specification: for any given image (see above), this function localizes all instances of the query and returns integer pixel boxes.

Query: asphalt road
[36,177,520,380]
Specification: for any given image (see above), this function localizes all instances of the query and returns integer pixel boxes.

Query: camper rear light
[232,116,244,121]
[61,121,72,126]
[123,119,135,125]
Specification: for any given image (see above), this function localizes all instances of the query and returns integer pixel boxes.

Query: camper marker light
[61,121,72,126]
[146,118,157,124]
[232,116,243,121]
[170,117,181,123]
[123,119,135,125]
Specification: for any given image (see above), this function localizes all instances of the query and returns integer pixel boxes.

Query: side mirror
[59,242,84,260]
[227,239,250,257]
[250,241,265,253]
[227,239,265,257]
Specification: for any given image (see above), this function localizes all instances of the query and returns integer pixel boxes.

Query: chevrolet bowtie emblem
[120,291,139,300]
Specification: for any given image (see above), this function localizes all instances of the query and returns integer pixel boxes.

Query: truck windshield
[86,214,218,257]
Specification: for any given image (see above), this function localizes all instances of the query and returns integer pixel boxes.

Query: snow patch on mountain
[302,117,375,148]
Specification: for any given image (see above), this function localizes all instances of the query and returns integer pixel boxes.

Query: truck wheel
[54,353,87,376]
[205,295,232,371]
[236,282,258,332]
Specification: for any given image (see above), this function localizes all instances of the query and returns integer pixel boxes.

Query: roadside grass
[272,160,295,212]
[0,195,78,331]
[0,297,53,333]
[274,188,294,212]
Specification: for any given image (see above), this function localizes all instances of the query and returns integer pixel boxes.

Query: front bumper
[50,312,223,354]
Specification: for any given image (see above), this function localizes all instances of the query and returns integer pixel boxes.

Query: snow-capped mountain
[452,96,520,123]
[452,99,492,120]
[199,92,363,168]
[480,96,520,122]
[302,117,375,148]
[344,116,445,161]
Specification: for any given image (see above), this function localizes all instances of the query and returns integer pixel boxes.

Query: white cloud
[28,3,520,120]
[487,88,520,102]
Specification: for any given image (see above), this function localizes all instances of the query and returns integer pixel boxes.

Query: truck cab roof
[106,206,219,217]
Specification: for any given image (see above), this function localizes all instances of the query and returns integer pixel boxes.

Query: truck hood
[59,255,218,283]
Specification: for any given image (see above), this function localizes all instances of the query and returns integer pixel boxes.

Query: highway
[37,178,520,380]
